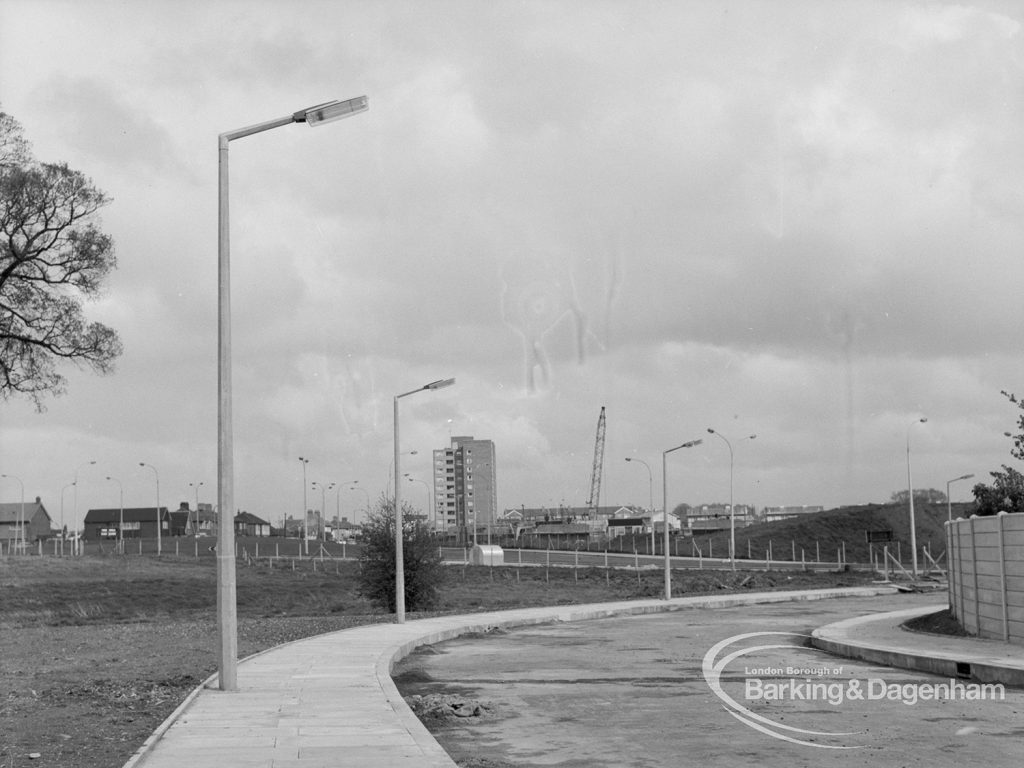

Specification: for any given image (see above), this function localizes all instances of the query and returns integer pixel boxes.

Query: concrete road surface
[394,593,1023,767]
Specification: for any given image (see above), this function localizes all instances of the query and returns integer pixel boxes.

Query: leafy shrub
[357,497,446,613]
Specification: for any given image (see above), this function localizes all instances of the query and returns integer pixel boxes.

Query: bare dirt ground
[1,552,876,768]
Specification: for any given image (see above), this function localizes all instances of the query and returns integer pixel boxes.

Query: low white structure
[469,544,504,565]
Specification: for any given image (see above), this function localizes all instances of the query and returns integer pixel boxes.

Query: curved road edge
[125,586,901,768]
[811,605,1024,687]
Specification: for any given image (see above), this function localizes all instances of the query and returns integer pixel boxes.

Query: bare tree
[0,111,122,407]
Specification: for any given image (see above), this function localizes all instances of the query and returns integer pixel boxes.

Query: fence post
[955,521,966,622]
[998,512,1010,641]
[969,516,980,635]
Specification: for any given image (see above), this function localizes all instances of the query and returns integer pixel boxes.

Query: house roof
[84,507,170,523]
[168,509,216,522]
[0,500,50,523]
[234,512,270,526]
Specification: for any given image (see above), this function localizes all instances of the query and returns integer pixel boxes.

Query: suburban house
[234,511,271,537]
[168,503,216,536]
[83,507,170,541]
[0,497,54,544]
[326,517,360,541]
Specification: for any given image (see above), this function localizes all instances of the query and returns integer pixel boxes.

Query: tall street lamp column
[73,460,96,544]
[347,482,369,523]
[139,463,161,555]
[662,440,702,599]
[218,95,368,692]
[189,482,204,535]
[906,417,927,578]
[624,457,654,554]
[707,428,756,571]
[394,378,455,624]
[61,482,75,541]
[406,475,431,528]
[106,476,123,553]
[946,473,975,523]
[299,458,310,554]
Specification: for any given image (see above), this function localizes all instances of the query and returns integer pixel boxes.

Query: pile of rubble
[404,693,493,721]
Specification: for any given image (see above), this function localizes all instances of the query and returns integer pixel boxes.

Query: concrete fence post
[969,516,980,635]
[946,521,956,619]
[955,521,965,622]
[998,512,1010,642]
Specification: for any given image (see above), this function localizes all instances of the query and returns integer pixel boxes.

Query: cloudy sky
[2,0,1022,532]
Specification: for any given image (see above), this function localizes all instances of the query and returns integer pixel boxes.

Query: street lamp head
[682,439,703,448]
[295,96,369,126]
[424,377,456,390]
[707,428,715,434]
[920,418,928,424]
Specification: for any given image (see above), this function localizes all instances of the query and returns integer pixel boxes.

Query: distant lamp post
[216,96,368,692]
[189,482,204,535]
[61,482,75,540]
[624,457,655,553]
[946,473,974,523]
[106,476,124,552]
[73,460,97,540]
[394,378,455,623]
[347,482,370,522]
[1,474,25,552]
[388,450,418,496]
[405,474,432,527]
[906,417,928,578]
[299,458,310,554]
[139,463,161,555]
[662,439,703,599]
[311,480,335,541]
[707,429,756,570]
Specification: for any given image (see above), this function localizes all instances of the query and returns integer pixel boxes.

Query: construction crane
[586,406,606,519]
